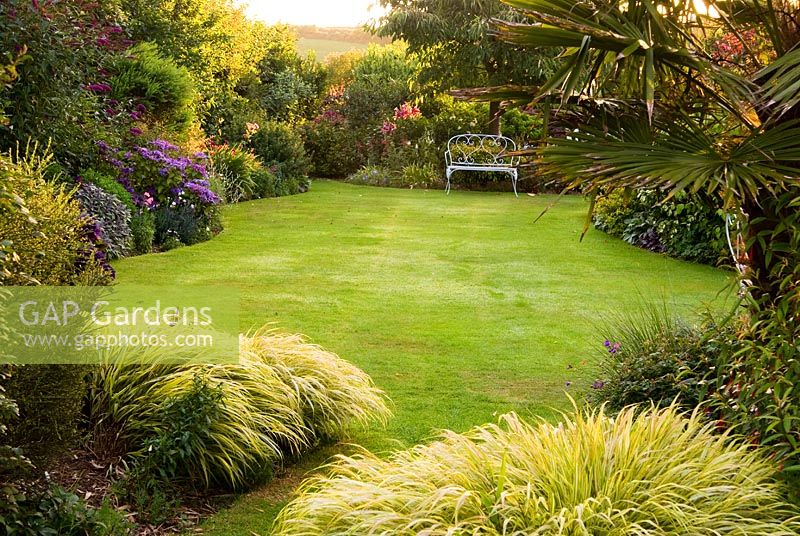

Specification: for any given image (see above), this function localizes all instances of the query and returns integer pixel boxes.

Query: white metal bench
[444,134,520,196]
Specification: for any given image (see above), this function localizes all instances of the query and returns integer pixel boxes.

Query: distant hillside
[293,26,388,61]
[298,38,369,60]
[293,25,387,44]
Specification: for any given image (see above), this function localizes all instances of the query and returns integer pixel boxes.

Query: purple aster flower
[604,340,611,348]
[135,103,146,113]
[96,140,109,153]
[184,181,220,205]
[189,163,208,177]
[193,151,208,160]
[149,139,179,152]
[592,380,605,390]
[84,83,112,93]
[130,127,143,136]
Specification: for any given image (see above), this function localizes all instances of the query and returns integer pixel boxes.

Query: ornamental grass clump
[274,405,800,535]
[242,330,392,442]
[91,328,390,489]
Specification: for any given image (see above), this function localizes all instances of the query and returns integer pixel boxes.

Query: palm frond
[494,0,757,120]
[540,114,800,208]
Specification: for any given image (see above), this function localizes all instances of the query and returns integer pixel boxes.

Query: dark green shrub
[116,375,223,524]
[704,213,800,495]
[425,96,487,147]
[589,305,724,412]
[301,117,366,178]
[153,204,215,247]
[342,45,416,125]
[129,211,155,255]
[251,167,279,198]
[274,176,301,197]
[0,366,34,526]
[75,182,132,259]
[593,189,725,265]
[501,107,543,144]
[247,121,311,180]
[2,365,92,464]
[203,90,269,144]
[110,42,195,134]
[80,169,135,211]
[2,484,131,536]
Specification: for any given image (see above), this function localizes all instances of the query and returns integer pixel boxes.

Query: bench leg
[445,169,452,195]
[511,170,518,197]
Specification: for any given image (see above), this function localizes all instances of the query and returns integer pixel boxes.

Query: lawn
[114,180,732,534]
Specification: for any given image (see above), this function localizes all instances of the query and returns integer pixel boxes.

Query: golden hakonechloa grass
[274,405,800,535]
[91,328,391,489]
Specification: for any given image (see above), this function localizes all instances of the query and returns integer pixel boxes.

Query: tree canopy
[374,0,556,133]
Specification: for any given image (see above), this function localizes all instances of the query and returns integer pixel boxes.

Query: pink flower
[380,121,397,135]
[393,102,422,120]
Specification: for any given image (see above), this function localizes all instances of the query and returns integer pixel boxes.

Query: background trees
[374,0,556,134]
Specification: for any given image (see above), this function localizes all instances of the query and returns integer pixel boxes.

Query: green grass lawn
[114,180,732,535]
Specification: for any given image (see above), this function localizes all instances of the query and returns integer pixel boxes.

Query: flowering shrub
[380,121,397,135]
[99,139,216,204]
[98,138,221,249]
[0,0,135,172]
[589,306,726,412]
[393,102,421,120]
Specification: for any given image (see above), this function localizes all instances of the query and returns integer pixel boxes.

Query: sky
[238,0,387,27]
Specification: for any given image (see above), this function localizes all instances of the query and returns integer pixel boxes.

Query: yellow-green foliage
[274,405,800,535]
[0,149,90,285]
[242,330,392,440]
[91,328,391,489]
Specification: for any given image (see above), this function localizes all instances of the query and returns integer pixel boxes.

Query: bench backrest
[445,134,519,167]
